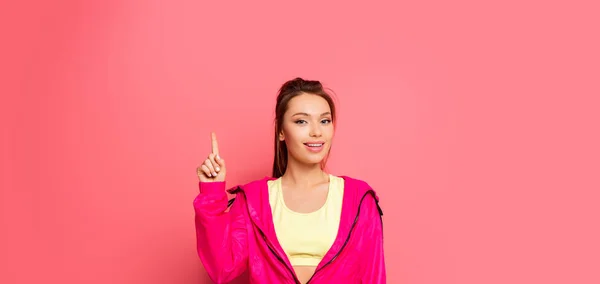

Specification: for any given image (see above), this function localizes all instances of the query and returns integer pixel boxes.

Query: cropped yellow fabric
[268,174,344,266]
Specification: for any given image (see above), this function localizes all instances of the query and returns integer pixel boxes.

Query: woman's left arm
[359,197,386,283]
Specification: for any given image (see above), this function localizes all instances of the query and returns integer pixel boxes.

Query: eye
[294,120,307,124]
[321,119,332,124]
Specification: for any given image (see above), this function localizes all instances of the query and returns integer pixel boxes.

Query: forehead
[286,93,331,115]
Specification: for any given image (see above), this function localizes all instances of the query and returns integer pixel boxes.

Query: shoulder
[336,175,376,197]
[227,176,275,195]
[337,175,371,189]
[337,174,384,217]
[229,176,272,189]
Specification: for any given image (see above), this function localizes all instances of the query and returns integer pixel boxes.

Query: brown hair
[272,77,337,178]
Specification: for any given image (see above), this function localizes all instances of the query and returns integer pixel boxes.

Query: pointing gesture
[197,132,226,182]
[211,131,219,156]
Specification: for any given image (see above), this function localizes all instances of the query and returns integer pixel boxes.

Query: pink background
[2,0,599,283]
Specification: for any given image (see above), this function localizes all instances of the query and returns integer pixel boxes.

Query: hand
[196,132,226,182]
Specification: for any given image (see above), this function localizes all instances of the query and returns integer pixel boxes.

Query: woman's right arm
[193,132,249,283]
[193,181,249,284]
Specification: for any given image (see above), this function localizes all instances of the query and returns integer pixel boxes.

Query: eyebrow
[292,112,331,117]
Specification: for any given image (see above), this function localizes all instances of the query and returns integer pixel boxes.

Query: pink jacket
[193,176,386,283]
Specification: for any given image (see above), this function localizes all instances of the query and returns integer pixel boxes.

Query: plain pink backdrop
[2,0,599,283]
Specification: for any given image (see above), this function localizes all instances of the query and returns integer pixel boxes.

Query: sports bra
[267,174,344,266]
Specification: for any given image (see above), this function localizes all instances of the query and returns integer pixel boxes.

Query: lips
[304,141,325,153]
[304,141,325,146]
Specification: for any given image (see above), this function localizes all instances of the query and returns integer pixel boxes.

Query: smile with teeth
[304,142,325,152]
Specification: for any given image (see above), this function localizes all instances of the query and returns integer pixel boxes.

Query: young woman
[194,78,386,283]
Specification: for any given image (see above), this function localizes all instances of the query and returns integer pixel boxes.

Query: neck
[281,158,329,189]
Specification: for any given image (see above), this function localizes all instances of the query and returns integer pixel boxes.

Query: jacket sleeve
[360,198,386,283]
[193,181,249,284]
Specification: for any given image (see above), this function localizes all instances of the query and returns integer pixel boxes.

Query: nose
[310,124,322,137]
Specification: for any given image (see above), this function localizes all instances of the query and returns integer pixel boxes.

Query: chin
[303,154,327,165]
[290,153,326,166]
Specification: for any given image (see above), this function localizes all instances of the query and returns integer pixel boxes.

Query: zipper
[257,226,301,284]
[231,187,301,284]
[305,190,381,284]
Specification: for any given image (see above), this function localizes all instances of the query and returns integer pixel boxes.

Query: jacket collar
[231,175,379,271]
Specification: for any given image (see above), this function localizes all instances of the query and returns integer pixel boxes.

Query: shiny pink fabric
[193,176,386,284]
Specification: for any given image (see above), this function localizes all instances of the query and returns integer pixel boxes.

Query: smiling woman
[193,78,386,284]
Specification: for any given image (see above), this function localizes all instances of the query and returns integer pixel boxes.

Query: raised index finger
[211,132,219,155]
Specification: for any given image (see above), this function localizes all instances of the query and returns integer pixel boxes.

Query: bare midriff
[294,266,317,284]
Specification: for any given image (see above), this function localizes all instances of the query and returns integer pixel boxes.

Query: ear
[279,131,285,141]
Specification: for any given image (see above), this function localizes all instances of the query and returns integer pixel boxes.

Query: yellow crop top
[267,174,344,266]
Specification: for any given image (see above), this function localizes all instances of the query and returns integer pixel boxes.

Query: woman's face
[280,93,334,166]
